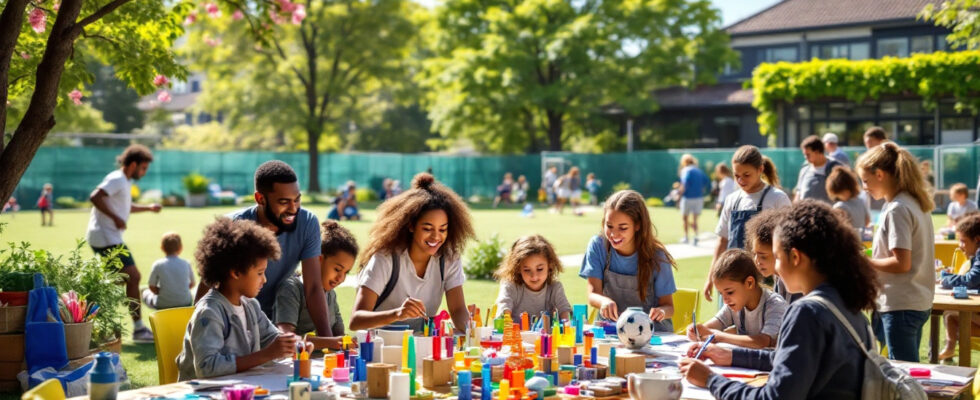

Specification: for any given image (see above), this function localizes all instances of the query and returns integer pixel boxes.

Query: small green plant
[465,234,505,280]
[182,172,211,194]
[355,187,378,202]
[612,182,631,193]
[646,197,664,207]
[55,196,79,209]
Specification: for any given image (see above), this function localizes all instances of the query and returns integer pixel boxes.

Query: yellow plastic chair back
[954,249,971,275]
[672,288,699,335]
[149,306,195,384]
[21,378,65,400]
[936,242,959,268]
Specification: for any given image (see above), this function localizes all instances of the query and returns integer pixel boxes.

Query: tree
[87,61,143,133]
[419,0,737,153]
[184,0,421,192]
[921,0,980,50]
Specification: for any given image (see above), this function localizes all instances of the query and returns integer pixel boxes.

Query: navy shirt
[941,249,980,289]
[229,206,321,317]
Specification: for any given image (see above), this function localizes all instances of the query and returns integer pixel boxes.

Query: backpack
[802,296,927,400]
[374,254,445,310]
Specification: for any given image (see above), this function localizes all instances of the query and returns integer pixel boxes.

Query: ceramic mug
[627,372,683,400]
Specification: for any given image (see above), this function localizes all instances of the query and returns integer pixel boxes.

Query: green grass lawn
[0,203,966,393]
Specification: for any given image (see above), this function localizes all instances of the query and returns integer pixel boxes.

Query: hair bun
[412,173,435,190]
[321,220,340,231]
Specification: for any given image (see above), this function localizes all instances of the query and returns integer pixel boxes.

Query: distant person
[554,167,582,215]
[86,144,162,343]
[37,183,53,226]
[946,183,978,230]
[513,175,529,204]
[863,126,888,149]
[794,135,842,204]
[714,163,736,217]
[493,173,514,208]
[822,133,850,166]
[586,173,602,206]
[664,182,681,208]
[328,181,360,221]
[2,196,18,216]
[921,160,935,190]
[381,178,394,201]
[543,166,558,205]
[678,154,709,246]
[142,232,194,310]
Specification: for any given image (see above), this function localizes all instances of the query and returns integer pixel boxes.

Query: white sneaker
[680,237,689,244]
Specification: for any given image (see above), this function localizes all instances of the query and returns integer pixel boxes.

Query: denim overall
[727,186,772,249]
[600,239,673,332]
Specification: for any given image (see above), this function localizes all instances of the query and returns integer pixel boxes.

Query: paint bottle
[89,352,117,400]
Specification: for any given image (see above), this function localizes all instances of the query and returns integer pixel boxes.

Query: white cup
[376,329,407,346]
[627,372,683,400]
[413,336,433,372]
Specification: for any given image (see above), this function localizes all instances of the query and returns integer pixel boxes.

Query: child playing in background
[825,166,871,235]
[938,214,980,361]
[857,142,936,362]
[494,235,572,320]
[586,173,602,206]
[664,182,681,208]
[686,249,787,349]
[946,183,978,232]
[177,218,302,380]
[714,163,736,217]
[275,221,356,350]
[141,232,194,310]
[37,183,53,226]
[745,208,800,304]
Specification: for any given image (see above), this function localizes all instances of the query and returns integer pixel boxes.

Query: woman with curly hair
[349,173,476,333]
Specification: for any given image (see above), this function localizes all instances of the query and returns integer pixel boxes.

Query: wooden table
[930,292,980,366]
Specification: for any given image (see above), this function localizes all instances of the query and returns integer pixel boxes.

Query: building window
[910,35,933,54]
[764,47,798,62]
[810,42,870,60]
[191,80,201,93]
[877,37,908,57]
[851,42,870,60]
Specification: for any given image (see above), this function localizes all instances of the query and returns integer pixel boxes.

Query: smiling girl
[493,235,571,320]
[580,190,677,331]
[349,173,476,333]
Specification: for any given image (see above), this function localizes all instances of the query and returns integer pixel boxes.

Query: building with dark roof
[639,0,971,148]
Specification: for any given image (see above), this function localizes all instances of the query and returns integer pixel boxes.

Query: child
[493,235,572,320]
[141,232,194,310]
[680,200,880,398]
[664,182,681,208]
[686,249,787,349]
[937,214,980,360]
[177,218,300,380]
[825,166,870,233]
[350,173,476,333]
[704,145,791,302]
[586,173,601,206]
[946,183,978,229]
[744,208,801,304]
[275,221,356,350]
[714,163,736,217]
[37,183,53,226]
[856,142,935,362]
[580,190,677,331]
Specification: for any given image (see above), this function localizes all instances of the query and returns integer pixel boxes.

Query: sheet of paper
[187,379,241,390]
[682,380,716,400]
[710,366,768,378]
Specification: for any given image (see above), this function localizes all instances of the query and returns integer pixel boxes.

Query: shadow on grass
[123,342,157,363]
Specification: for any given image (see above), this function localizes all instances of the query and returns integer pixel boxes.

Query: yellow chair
[149,306,195,385]
[21,378,65,400]
[672,288,699,335]
[954,249,970,274]
[936,242,959,268]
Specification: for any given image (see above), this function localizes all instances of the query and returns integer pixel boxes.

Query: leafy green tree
[419,0,737,153]
[183,0,422,192]
[87,61,143,133]
[921,0,980,50]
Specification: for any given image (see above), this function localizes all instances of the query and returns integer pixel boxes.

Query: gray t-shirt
[710,288,787,340]
[716,185,792,239]
[948,200,979,221]
[148,255,194,309]
[274,275,344,336]
[833,197,869,230]
[494,280,572,318]
[872,192,936,312]
[794,160,840,204]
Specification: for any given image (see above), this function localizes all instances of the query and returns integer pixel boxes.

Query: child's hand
[685,343,732,366]
[686,324,709,342]
[265,332,299,360]
[599,299,618,321]
[396,297,426,321]
[702,279,714,302]
[679,358,713,388]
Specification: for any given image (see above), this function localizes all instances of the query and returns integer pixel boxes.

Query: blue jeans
[872,309,930,362]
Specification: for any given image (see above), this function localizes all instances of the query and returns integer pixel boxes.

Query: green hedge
[751,51,980,139]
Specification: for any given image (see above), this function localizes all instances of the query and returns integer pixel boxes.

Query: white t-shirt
[872,192,936,312]
[715,185,791,239]
[948,200,979,221]
[230,303,251,347]
[716,177,736,205]
[358,250,465,317]
[85,170,131,248]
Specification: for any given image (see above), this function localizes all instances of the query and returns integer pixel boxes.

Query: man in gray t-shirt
[795,135,840,204]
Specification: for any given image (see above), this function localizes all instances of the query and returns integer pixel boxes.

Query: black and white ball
[616,308,654,349]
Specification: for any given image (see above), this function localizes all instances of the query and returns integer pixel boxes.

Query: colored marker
[609,347,616,376]
[694,334,716,360]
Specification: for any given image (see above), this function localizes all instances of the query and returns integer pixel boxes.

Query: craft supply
[323,354,337,376]
[458,370,473,400]
[89,352,117,400]
[390,372,410,400]
[499,378,510,400]
[909,368,931,378]
[367,363,394,398]
[609,347,616,376]
[289,381,311,400]
[222,384,256,400]
[694,334,716,360]
[383,345,403,369]
[481,362,491,400]
[332,366,349,382]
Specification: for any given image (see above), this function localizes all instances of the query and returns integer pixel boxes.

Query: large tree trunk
[0,0,31,154]
[306,128,321,193]
[0,0,84,206]
[545,109,563,151]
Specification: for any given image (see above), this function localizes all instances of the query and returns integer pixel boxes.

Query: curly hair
[745,207,785,251]
[494,235,563,286]
[359,173,475,268]
[321,220,359,258]
[196,218,281,287]
[603,190,676,302]
[774,200,879,312]
[711,249,761,285]
[957,213,980,239]
[116,144,153,167]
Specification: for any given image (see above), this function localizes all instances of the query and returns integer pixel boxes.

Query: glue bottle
[89,352,117,400]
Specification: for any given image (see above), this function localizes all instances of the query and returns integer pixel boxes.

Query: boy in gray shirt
[142,232,194,310]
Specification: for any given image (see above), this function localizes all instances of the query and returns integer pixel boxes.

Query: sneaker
[680,237,689,244]
[132,327,155,343]
[693,237,699,247]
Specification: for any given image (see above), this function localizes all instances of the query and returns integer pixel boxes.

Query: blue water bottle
[89,352,117,400]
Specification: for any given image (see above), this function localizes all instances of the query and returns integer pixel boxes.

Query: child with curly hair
[493,235,572,320]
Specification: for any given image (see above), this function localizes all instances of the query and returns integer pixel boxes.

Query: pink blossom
[52,2,59,11]
[20,52,29,60]
[204,36,221,47]
[291,4,306,25]
[276,0,298,13]
[68,89,83,105]
[184,10,197,25]
[28,8,46,33]
[268,9,285,25]
[157,91,171,103]
[205,3,220,18]
[152,74,169,87]
[232,9,244,20]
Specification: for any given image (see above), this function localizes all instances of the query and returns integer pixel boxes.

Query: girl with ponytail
[349,173,476,332]
[703,145,791,302]
[856,142,935,362]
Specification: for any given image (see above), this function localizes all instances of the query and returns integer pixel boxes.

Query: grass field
[0,202,968,393]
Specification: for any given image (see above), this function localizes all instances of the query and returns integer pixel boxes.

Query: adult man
[822,133,850,166]
[87,145,162,343]
[794,135,841,204]
[195,160,334,336]
[863,126,888,149]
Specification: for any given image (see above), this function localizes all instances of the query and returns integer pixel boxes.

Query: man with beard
[87,144,162,343]
[194,161,334,337]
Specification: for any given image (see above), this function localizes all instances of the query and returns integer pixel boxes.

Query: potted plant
[182,172,210,208]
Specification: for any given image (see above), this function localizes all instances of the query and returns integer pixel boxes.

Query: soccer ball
[616,307,654,349]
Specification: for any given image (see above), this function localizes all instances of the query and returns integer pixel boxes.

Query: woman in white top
[349,173,476,333]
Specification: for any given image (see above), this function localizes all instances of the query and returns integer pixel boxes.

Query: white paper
[682,380,716,400]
